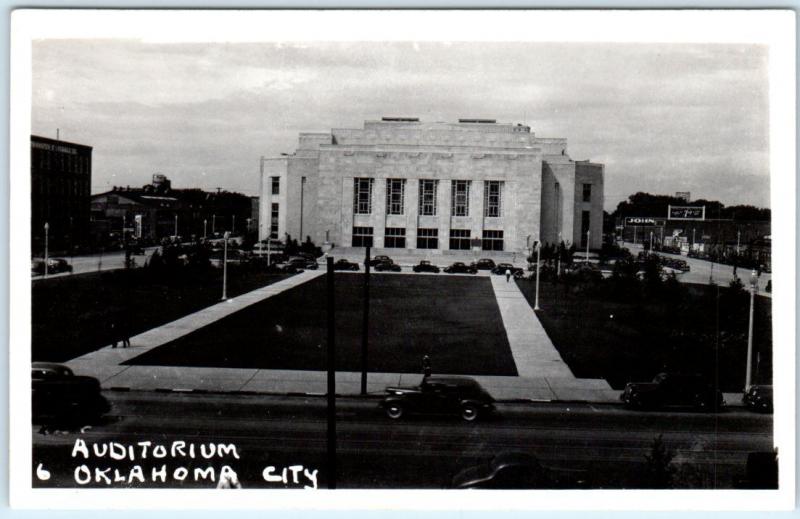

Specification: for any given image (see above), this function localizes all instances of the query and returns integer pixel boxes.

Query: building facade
[259,118,604,255]
[31,135,93,252]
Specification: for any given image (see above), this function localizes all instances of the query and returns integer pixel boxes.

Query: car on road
[32,258,73,275]
[32,362,110,423]
[620,372,725,412]
[742,385,773,413]
[473,258,496,271]
[412,260,440,273]
[451,452,590,489]
[333,259,360,271]
[367,255,392,267]
[491,263,525,277]
[287,257,319,270]
[379,375,495,422]
[443,262,478,274]
[374,259,402,272]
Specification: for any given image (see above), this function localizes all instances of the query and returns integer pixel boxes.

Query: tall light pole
[745,269,757,390]
[585,230,590,262]
[212,214,216,235]
[174,214,178,238]
[43,222,49,278]
[232,214,236,234]
[556,231,562,277]
[649,231,654,252]
[737,229,741,255]
[203,219,208,239]
[534,241,541,311]
[221,231,231,301]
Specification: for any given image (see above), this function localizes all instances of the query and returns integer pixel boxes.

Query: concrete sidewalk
[64,269,739,405]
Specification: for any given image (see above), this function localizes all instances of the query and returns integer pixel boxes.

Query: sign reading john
[667,205,706,220]
[624,217,664,226]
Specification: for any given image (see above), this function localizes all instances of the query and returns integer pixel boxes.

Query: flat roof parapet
[458,118,497,124]
[381,117,420,122]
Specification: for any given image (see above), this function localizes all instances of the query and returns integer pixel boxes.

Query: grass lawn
[516,278,772,391]
[125,274,517,376]
[32,267,292,362]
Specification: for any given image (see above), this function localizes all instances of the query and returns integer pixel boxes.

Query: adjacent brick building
[31,135,93,252]
[259,118,604,255]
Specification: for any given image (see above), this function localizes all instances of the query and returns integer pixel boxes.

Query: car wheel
[385,404,404,419]
[461,403,479,422]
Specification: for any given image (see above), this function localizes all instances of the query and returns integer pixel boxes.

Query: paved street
[622,242,772,294]
[32,391,774,489]
[32,248,158,278]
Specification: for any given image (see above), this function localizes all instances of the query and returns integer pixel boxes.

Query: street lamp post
[212,214,216,235]
[43,222,49,278]
[745,269,757,391]
[232,214,236,234]
[649,231,654,252]
[221,231,231,301]
[174,214,178,238]
[203,219,208,239]
[556,231,562,277]
[534,241,542,311]
[585,230,590,262]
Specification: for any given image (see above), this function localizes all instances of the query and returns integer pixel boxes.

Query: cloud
[31,41,770,207]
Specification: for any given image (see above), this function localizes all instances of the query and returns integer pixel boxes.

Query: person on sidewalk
[505,269,511,282]
[109,320,119,349]
[422,355,432,378]
[120,312,131,348]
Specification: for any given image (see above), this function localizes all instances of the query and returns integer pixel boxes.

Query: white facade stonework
[259,119,603,253]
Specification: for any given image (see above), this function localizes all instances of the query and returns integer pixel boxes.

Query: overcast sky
[31,41,770,210]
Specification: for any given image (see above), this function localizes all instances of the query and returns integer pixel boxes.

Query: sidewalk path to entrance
[64,269,725,405]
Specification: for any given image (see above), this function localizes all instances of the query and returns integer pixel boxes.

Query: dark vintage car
[620,372,725,412]
[734,451,778,489]
[491,263,525,277]
[443,262,477,274]
[287,257,319,270]
[742,385,773,413]
[374,259,402,272]
[32,362,110,423]
[32,258,73,275]
[379,376,495,422]
[473,258,496,271]
[451,452,590,489]
[367,255,392,267]
[333,259,359,271]
[412,260,440,273]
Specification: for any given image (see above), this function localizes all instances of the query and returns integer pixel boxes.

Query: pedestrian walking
[109,320,119,348]
[505,269,511,282]
[120,313,131,348]
[422,355,432,378]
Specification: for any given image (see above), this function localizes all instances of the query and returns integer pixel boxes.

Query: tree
[645,435,676,488]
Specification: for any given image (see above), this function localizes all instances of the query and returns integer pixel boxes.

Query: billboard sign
[624,217,664,226]
[668,205,706,220]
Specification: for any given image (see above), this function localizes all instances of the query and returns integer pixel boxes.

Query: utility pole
[174,214,178,238]
[361,246,371,396]
[326,256,337,489]
[232,214,236,234]
[212,214,216,235]
[534,242,541,311]
[586,230,590,262]
[745,270,757,390]
[221,231,230,300]
[203,219,208,239]
[43,222,49,278]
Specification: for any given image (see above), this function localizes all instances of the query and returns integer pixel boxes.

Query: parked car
[473,258,496,271]
[126,242,146,255]
[620,372,725,412]
[451,452,590,489]
[287,257,319,270]
[368,255,392,267]
[333,259,359,271]
[734,451,778,489]
[374,259,402,272]
[32,258,73,275]
[412,260,440,273]
[491,263,525,277]
[742,385,773,413]
[379,375,495,422]
[443,262,477,274]
[32,362,110,423]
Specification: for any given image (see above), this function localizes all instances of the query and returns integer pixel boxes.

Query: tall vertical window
[419,179,438,216]
[386,179,406,215]
[582,183,592,203]
[451,180,471,216]
[416,228,438,249]
[270,203,279,239]
[352,226,374,247]
[384,227,406,248]
[353,178,374,214]
[271,176,280,195]
[449,229,471,250]
[482,230,504,251]
[484,181,503,217]
[581,210,591,247]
